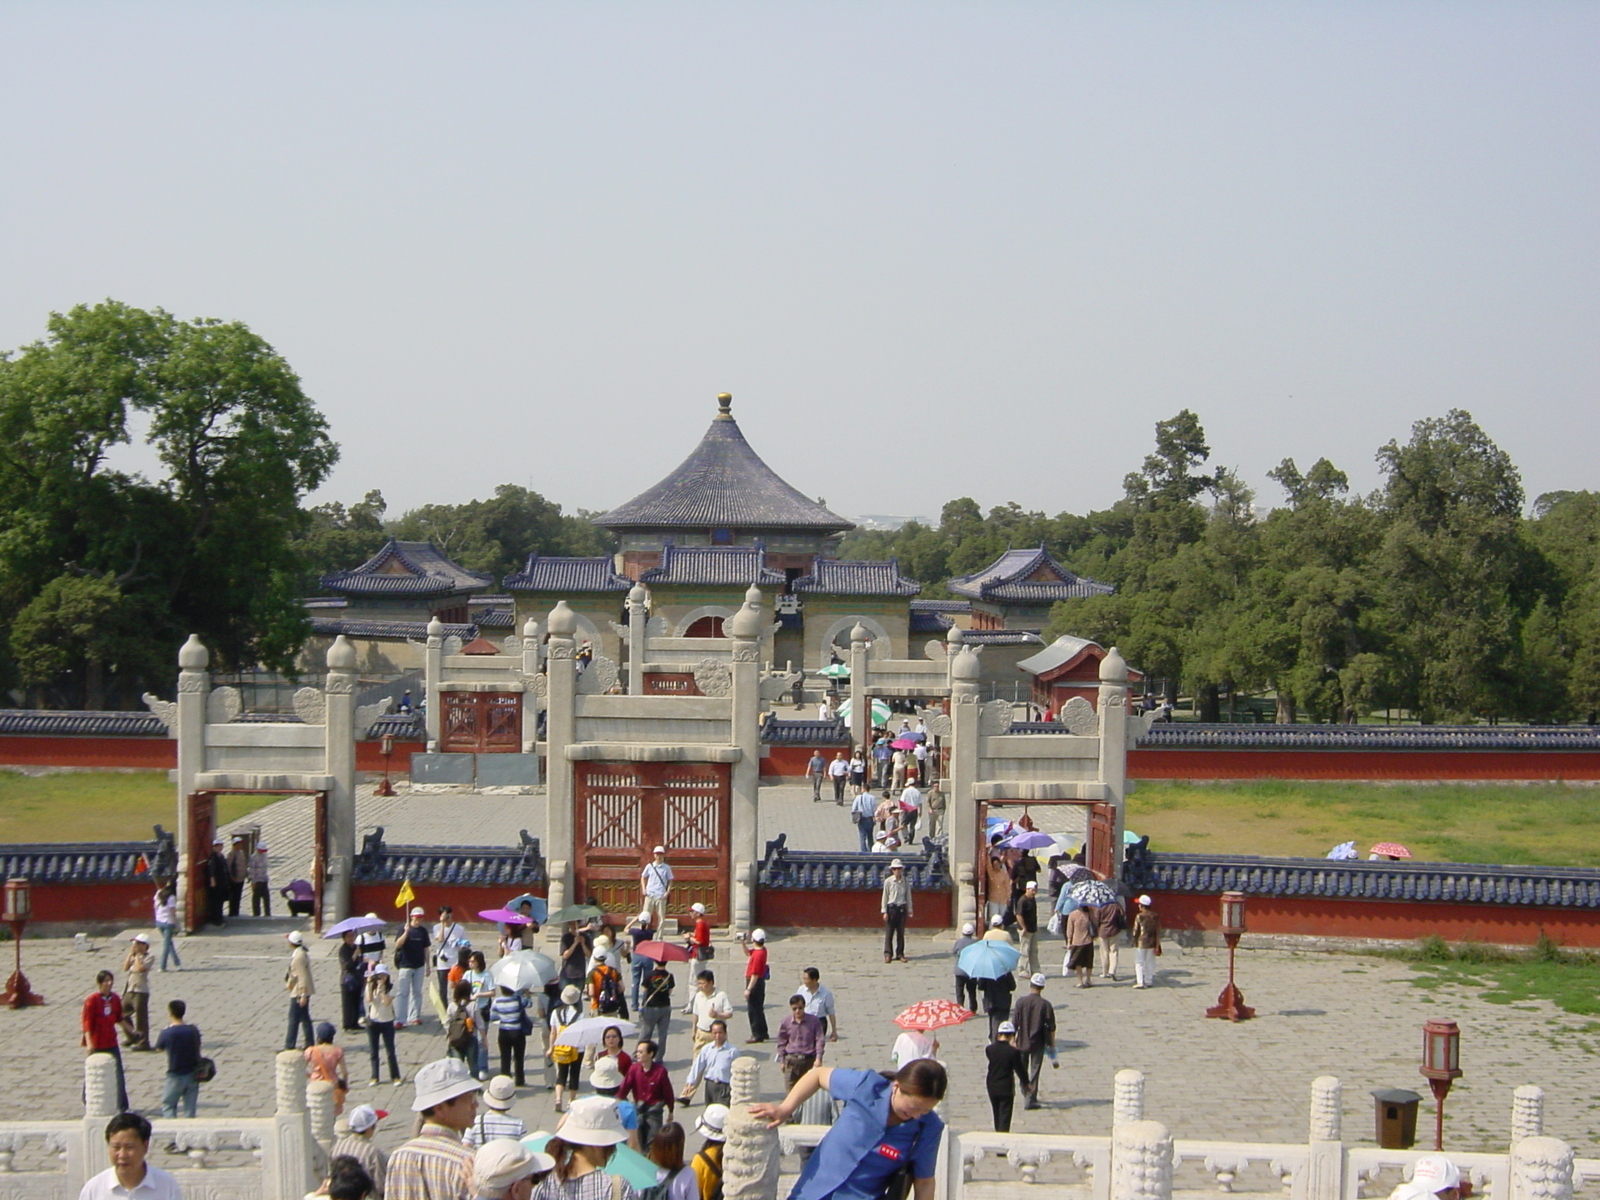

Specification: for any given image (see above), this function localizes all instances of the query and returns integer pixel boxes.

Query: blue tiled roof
[1125,852,1600,909]
[955,630,1045,647]
[2,830,176,883]
[761,719,852,746]
[593,397,854,534]
[639,544,785,587]
[310,618,476,641]
[1135,724,1600,751]
[366,712,426,741]
[792,558,920,597]
[758,832,950,891]
[947,546,1113,603]
[352,827,546,886]
[503,556,632,593]
[910,611,954,634]
[321,541,493,597]
[475,609,514,629]
[0,709,168,737]
[911,599,970,613]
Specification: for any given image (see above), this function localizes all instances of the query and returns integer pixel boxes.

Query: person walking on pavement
[433,906,467,1013]
[152,882,182,972]
[248,841,272,916]
[806,751,827,802]
[679,1019,737,1107]
[338,931,366,1032]
[640,847,675,928]
[225,834,249,919]
[775,995,827,1094]
[155,999,203,1119]
[797,968,838,1042]
[121,934,153,1050]
[849,787,877,854]
[981,967,1016,1041]
[285,930,317,1051]
[952,922,978,1012]
[387,1057,480,1200]
[984,1022,1029,1133]
[627,911,656,1010]
[898,783,923,845]
[687,971,734,1054]
[82,970,133,1113]
[1131,894,1162,988]
[393,907,432,1028]
[741,929,769,1043]
[638,962,675,1062]
[1064,903,1095,988]
[828,752,850,803]
[204,839,230,927]
[1009,973,1057,1109]
[618,1039,675,1153]
[365,965,403,1085]
[1015,881,1042,979]
[872,738,892,789]
[880,858,911,963]
[1095,898,1127,981]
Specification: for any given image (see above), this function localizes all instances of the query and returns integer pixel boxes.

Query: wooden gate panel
[185,791,217,934]
[1087,802,1115,881]
[441,692,523,753]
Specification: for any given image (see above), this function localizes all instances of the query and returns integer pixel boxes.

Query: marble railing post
[275,1049,308,1115]
[724,1053,779,1200]
[84,1055,118,1119]
[522,617,542,755]
[1114,1069,1146,1127]
[424,617,444,752]
[948,645,982,929]
[1096,647,1130,885]
[174,634,210,930]
[848,623,870,753]
[306,1080,337,1152]
[1510,1137,1575,1200]
[729,586,764,931]
[323,635,358,925]
[544,602,579,916]
[1113,1119,1173,1200]
[1305,1076,1344,1200]
[273,1049,318,1199]
[1513,1086,1545,1142]
[627,585,648,696]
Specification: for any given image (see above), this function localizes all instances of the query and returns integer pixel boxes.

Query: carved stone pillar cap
[326,635,357,671]
[850,623,870,644]
[946,626,965,645]
[951,645,981,681]
[427,616,445,639]
[523,616,540,638]
[548,600,577,636]
[728,587,763,639]
[629,583,648,605]
[1100,646,1128,683]
[178,633,209,670]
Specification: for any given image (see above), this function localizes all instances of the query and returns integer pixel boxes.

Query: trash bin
[1373,1088,1422,1149]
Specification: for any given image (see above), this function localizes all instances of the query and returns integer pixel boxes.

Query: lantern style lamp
[375,733,397,798]
[1420,1018,1463,1150]
[1,878,44,1008]
[1206,890,1255,1022]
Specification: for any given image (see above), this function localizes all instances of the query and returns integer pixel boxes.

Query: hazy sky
[2,3,1595,524]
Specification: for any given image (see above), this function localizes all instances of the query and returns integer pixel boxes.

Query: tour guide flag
[395,879,417,910]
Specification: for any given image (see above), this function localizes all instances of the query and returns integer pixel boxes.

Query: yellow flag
[395,878,416,910]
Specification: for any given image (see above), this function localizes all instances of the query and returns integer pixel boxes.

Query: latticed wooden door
[441,692,522,753]
[574,762,731,924]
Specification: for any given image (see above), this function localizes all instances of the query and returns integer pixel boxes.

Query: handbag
[1046,911,1063,935]
[193,1057,217,1084]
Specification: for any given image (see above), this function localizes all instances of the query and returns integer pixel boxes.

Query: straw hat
[483,1075,517,1111]
[556,1096,629,1146]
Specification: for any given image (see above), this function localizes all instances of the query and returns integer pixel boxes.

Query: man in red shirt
[81,970,132,1112]
[618,1038,675,1153]
[742,929,769,1044]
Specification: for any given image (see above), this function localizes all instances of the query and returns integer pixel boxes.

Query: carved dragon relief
[978,698,1014,735]
[355,697,393,734]
[576,654,619,695]
[292,687,326,726]
[142,694,178,732]
[759,670,802,702]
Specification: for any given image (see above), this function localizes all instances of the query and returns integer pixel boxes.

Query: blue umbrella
[505,893,548,922]
[957,939,1022,980]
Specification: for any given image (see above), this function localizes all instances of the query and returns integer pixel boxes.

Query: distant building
[946,545,1112,631]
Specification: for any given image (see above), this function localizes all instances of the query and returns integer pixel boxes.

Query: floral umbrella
[894,998,977,1032]
[1068,879,1119,907]
[1370,842,1413,859]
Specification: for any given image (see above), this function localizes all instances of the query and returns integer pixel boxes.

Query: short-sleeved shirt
[787,1068,942,1200]
[77,1162,183,1199]
[82,992,123,1051]
[155,1023,202,1075]
[387,1124,474,1200]
[395,925,431,970]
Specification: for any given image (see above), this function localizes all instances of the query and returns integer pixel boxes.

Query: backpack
[694,1149,723,1200]
[596,969,624,1015]
[551,1005,582,1063]
[447,1007,475,1055]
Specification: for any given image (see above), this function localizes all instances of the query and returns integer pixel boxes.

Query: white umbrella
[490,955,552,992]
[553,1016,639,1049]
[836,697,892,724]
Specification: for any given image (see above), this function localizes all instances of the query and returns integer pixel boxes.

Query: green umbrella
[819,663,851,678]
[836,697,891,724]
[547,903,605,925]
[523,1133,663,1190]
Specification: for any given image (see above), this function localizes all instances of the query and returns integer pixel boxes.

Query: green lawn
[1129,779,1600,867]
[0,770,271,843]
[1385,937,1600,1021]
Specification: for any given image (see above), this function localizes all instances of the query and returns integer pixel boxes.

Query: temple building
[947,545,1113,631]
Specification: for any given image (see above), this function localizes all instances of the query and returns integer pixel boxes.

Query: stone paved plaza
[6,784,1598,1160]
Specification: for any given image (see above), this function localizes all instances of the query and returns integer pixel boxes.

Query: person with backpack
[641,1121,698,1200]
[433,905,467,1013]
[447,982,480,1068]
[492,984,532,1088]
[690,1106,727,1200]
[589,951,628,1021]
[547,984,585,1113]
[638,962,675,1062]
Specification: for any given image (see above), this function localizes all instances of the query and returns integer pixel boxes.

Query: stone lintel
[565,744,742,763]
[971,780,1110,802]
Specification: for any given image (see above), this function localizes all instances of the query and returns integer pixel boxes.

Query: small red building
[1017,635,1144,713]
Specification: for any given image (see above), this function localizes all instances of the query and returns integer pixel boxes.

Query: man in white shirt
[639,847,674,927]
[797,967,838,1041]
[899,783,924,845]
[688,970,734,1053]
[79,1113,182,1200]
[678,1018,738,1107]
[827,752,850,803]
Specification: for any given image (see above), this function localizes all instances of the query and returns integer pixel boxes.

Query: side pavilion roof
[592,394,854,535]
[320,540,493,597]
[946,546,1113,603]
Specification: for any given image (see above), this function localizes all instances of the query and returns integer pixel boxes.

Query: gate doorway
[574,763,731,924]
[441,691,522,753]
[977,799,1117,912]
[185,789,327,934]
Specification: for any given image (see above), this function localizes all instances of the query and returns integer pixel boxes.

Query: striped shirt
[386,1124,474,1200]
[330,1133,387,1197]
[463,1108,528,1148]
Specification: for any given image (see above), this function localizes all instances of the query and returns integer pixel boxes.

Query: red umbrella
[1370,843,1413,859]
[893,998,976,1032]
[635,940,694,963]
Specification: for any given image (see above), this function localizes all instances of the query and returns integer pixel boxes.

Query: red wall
[28,882,156,926]
[1150,890,1600,947]
[761,746,843,779]
[355,740,425,773]
[0,736,176,769]
[1128,748,1600,781]
[755,888,949,929]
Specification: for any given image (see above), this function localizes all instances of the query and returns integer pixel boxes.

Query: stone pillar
[848,623,870,753]
[1097,647,1130,885]
[724,1104,780,1200]
[275,1049,308,1114]
[544,602,579,915]
[945,626,964,689]
[948,645,982,930]
[322,635,358,926]
[728,586,764,931]
[730,1055,761,1106]
[1514,1086,1546,1142]
[84,1054,119,1119]
[424,616,444,752]
[522,616,542,756]
[1112,1119,1173,1200]
[627,584,648,696]
[1305,1076,1344,1200]
[272,1049,317,1200]
[1510,1137,1575,1200]
[174,635,210,932]
[1114,1069,1146,1126]
[307,1079,337,1152]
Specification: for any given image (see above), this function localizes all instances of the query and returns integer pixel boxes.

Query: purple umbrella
[478,908,531,925]
[1003,830,1058,851]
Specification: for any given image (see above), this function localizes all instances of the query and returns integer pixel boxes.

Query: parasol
[1069,879,1119,907]
[547,904,606,925]
[1003,830,1057,851]
[1123,828,1144,845]
[490,955,553,992]
[893,998,977,1032]
[635,940,693,963]
[836,697,892,725]
[1370,843,1413,859]
[505,893,549,922]
[524,1133,663,1190]
[818,663,851,679]
[957,939,1021,980]
[553,1016,640,1049]
[890,737,919,751]
[1059,863,1094,884]
[322,915,387,938]
[478,908,531,925]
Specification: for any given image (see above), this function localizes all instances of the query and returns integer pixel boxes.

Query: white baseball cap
[411,1057,482,1112]
[652,845,666,854]
[890,858,904,869]
[750,929,766,943]
[1411,1157,1462,1192]
[1030,972,1048,987]
[990,915,1004,927]
[347,1104,386,1133]
[475,1139,554,1188]
[637,912,651,923]
[997,1021,1017,1035]
[1137,895,1153,906]
[287,931,305,946]
[690,902,706,914]
[410,906,426,917]
[1024,880,1037,890]
[961,922,975,936]
[131,934,149,944]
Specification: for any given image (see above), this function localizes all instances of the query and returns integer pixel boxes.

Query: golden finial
[716,393,733,418]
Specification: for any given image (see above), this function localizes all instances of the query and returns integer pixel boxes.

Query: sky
[2,2,1595,525]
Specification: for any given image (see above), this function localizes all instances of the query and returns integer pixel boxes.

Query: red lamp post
[1420,1018,1463,1151]
[374,734,397,798]
[1,878,44,1008]
[1206,890,1255,1022]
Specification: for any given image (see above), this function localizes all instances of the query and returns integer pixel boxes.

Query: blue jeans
[157,922,181,970]
[285,997,314,1050]
[395,966,426,1025]
[856,817,873,853]
[162,1070,198,1118]
[631,958,649,1010]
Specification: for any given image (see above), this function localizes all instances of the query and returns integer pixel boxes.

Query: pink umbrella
[890,737,919,750]
[478,908,531,925]
[635,940,693,963]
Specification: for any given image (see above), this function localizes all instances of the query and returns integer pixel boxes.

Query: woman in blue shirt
[749,1060,946,1200]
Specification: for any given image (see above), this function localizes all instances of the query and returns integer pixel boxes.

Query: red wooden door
[574,762,731,924]
[1087,802,1116,880]
[441,692,522,753]
[184,792,217,934]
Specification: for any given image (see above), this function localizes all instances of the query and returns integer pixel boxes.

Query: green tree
[388,484,613,582]
[10,573,168,708]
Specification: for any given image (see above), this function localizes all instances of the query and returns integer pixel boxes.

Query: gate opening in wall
[184,789,327,934]
[976,798,1117,912]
